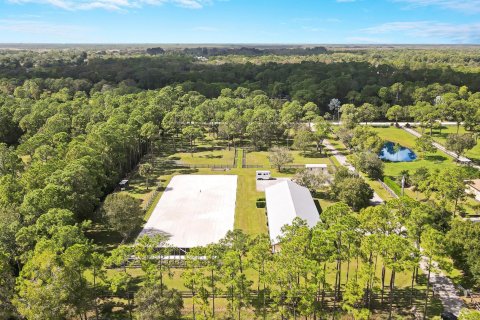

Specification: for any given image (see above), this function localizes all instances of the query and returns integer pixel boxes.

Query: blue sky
[1,0,480,43]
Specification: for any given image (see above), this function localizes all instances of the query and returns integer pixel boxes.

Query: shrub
[256,201,266,208]
[384,176,402,196]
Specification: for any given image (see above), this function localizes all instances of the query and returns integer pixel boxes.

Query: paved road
[329,121,460,127]
[324,139,384,205]
[401,126,475,164]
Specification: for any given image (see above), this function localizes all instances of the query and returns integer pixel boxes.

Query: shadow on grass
[312,190,332,200]
[281,168,298,175]
[202,154,224,159]
[302,151,328,158]
[85,224,124,252]
[424,155,448,162]
[178,168,199,175]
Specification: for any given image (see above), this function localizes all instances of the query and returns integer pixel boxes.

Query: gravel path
[419,258,465,316]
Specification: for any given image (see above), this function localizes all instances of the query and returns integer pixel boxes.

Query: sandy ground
[139,175,237,248]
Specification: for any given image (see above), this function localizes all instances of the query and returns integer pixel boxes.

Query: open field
[373,126,458,177]
[174,148,235,166]
[246,149,333,167]
[415,125,480,163]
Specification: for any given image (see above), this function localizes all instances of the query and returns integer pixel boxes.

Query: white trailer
[256,170,271,180]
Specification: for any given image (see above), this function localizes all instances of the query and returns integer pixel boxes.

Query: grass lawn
[291,150,332,165]
[415,125,480,163]
[246,149,333,167]
[246,150,270,167]
[173,148,235,166]
[231,168,268,235]
[373,127,458,177]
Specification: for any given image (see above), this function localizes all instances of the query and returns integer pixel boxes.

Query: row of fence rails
[377,178,400,199]
[128,256,188,269]
[142,181,163,212]
[97,287,435,308]
[172,163,233,169]
[273,164,306,169]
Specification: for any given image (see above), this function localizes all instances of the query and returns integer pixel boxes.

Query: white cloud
[362,21,480,43]
[393,0,480,13]
[0,19,92,37]
[346,36,387,44]
[7,0,216,11]
[301,26,324,32]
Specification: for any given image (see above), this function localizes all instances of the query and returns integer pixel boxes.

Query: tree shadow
[424,155,448,162]
[281,168,298,175]
[178,168,199,174]
[303,151,328,158]
[202,154,224,159]
[85,224,124,252]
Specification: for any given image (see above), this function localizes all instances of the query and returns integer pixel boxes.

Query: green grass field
[246,149,333,167]
[373,126,458,177]
[174,148,235,166]
[415,125,480,163]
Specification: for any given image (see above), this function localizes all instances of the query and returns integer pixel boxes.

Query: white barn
[265,180,320,251]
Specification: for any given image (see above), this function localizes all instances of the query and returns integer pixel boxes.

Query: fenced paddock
[139,175,237,249]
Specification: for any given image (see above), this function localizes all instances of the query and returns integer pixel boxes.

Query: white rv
[256,170,271,180]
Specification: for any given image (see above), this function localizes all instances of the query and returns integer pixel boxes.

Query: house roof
[265,180,320,244]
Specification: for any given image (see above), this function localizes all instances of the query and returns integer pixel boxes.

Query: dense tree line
[2,47,480,117]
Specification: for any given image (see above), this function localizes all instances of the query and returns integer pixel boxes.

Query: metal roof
[265,180,320,244]
[139,175,237,248]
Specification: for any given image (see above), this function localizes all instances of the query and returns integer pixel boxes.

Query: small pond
[379,142,417,162]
